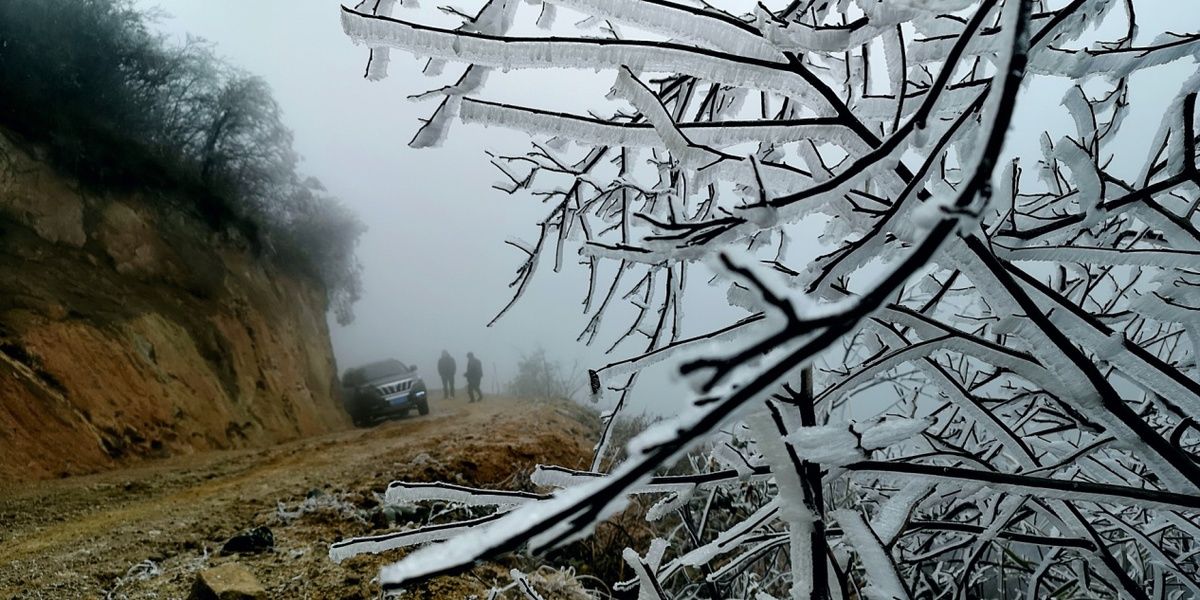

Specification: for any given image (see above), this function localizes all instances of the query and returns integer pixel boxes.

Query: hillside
[0,129,348,481]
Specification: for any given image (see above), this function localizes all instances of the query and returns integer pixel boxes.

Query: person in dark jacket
[437,350,457,399]
[465,352,484,403]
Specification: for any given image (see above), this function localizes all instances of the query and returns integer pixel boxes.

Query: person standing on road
[465,352,484,403]
[437,350,457,399]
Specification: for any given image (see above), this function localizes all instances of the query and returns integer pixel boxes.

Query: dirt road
[0,396,598,599]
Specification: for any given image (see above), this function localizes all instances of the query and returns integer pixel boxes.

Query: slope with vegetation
[0,0,364,323]
[0,0,365,479]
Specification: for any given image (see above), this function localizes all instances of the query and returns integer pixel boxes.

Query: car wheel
[417,399,429,416]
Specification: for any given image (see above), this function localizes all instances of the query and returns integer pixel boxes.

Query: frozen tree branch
[337,0,1200,596]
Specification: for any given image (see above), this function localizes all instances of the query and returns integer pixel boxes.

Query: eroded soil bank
[0,129,348,481]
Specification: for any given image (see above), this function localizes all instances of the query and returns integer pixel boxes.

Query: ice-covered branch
[337,0,1200,595]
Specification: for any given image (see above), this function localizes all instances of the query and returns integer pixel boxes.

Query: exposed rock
[0,139,85,247]
[189,563,268,600]
[370,505,401,530]
[221,526,274,555]
[96,201,170,279]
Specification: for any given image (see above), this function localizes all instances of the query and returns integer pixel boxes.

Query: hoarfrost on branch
[338,0,1200,597]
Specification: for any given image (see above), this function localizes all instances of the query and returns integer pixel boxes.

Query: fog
[138,0,716,412]
[141,0,1195,415]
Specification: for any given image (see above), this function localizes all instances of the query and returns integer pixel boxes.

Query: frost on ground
[0,397,601,598]
[338,0,1200,598]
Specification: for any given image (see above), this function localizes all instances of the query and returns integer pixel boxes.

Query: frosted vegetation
[506,348,588,401]
[337,0,1200,597]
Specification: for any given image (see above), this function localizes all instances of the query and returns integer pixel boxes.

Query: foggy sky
[141,0,696,411]
[140,0,1197,415]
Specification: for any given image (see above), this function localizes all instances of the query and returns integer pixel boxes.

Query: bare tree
[334,1,1200,598]
[507,347,586,402]
[0,0,366,323]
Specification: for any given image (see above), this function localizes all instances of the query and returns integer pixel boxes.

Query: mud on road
[0,396,599,599]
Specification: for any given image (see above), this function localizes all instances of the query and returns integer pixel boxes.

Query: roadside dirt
[0,396,600,599]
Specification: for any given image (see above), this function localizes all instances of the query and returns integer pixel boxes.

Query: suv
[339,359,429,427]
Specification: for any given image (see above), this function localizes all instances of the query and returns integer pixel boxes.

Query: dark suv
[339,359,429,427]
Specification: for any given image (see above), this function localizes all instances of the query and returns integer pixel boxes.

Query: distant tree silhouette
[506,347,584,401]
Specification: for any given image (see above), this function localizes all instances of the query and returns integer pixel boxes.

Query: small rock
[369,509,389,530]
[370,506,402,530]
[189,563,267,600]
[221,526,274,555]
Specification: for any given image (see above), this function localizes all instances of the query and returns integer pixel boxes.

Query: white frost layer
[460,99,864,151]
[611,66,723,169]
[385,481,546,507]
[624,538,671,600]
[545,0,781,61]
[873,481,933,545]
[787,418,932,466]
[1002,246,1200,268]
[853,465,1200,512]
[510,568,547,600]
[1028,35,1200,79]
[378,474,632,586]
[329,511,507,562]
[363,0,398,80]
[833,509,910,600]
[950,240,1200,493]
[341,9,830,108]
[673,499,780,570]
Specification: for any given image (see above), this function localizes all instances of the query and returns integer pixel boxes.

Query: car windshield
[343,359,411,387]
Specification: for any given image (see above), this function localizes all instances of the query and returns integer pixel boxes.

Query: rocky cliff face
[0,131,348,481]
